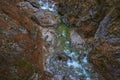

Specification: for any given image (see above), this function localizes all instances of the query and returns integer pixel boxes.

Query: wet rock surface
[90,7,120,80]
[44,23,99,80]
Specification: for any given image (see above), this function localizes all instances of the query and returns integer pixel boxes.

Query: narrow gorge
[0,0,120,80]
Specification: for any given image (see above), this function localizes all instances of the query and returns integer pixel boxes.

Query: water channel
[39,0,99,80]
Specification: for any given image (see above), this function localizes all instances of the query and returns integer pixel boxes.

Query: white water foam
[67,59,81,68]
[39,0,56,12]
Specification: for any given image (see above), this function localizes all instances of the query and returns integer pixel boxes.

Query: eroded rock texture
[0,0,120,80]
[0,0,49,80]
[52,0,120,80]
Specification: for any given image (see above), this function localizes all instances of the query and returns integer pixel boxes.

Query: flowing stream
[39,0,56,12]
[39,0,98,80]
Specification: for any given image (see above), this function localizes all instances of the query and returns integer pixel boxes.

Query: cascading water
[39,0,57,12]
[39,0,99,80]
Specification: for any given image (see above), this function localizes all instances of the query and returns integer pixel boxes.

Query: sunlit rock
[31,10,60,27]
[39,26,55,46]
[70,30,85,48]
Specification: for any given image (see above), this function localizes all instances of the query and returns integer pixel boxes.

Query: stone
[89,7,120,80]
[26,0,40,8]
[17,2,38,12]
[53,0,92,27]
[0,1,46,79]
[70,30,85,48]
[31,10,60,27]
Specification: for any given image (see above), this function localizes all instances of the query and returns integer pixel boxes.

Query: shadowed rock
[25,0,40,8]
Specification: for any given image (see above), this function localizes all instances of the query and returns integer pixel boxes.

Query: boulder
[17,2,38,12]
[70,30,85,48]
[31,10,60,27]
[26,0,40,8]
[39,26,55,46]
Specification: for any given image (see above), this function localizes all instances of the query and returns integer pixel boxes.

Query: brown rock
[89,7,120,80]
[17,1,38,12]
[0,0,48,80]
[26,0,40,8]
[31,10,60,27]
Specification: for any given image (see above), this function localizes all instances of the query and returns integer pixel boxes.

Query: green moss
[55,23,72,51]
[56,23,70,40]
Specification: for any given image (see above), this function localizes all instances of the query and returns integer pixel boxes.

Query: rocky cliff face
[0,0,61,79]
[0,0,48,80]
[0,0,120,80]
[52,0,120,80]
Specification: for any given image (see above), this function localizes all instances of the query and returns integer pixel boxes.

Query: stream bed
[39,0,99,80]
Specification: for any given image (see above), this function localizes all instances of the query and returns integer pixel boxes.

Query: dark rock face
[53,0,102,38]
[89,43,120,80]
[53,0,120,38]
[52,0,120,80]
[53,0,95,25]
[89,7,120,80]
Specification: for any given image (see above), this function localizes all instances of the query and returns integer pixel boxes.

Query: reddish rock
[0,0,49,80]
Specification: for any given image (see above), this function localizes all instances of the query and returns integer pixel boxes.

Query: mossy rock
[55,23,71,51]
